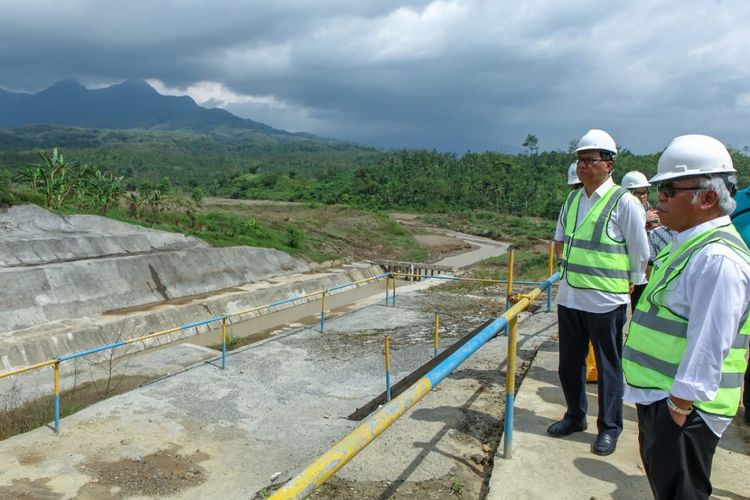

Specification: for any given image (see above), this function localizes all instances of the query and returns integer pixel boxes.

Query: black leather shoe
[744,408,750,426]
[547,418,587,437]
[592,433,617,456]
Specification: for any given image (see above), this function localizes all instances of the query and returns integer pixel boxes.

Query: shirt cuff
[670,379,716,403]
[630,272,646,284]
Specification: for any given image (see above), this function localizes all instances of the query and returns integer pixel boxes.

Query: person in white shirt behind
[623,134,750,500]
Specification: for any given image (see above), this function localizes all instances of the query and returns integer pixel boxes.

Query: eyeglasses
[632,189,649,197]
[576,157,607,167]
[656,183,703,198]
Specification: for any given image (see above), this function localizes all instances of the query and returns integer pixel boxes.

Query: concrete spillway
[0,204,381,371]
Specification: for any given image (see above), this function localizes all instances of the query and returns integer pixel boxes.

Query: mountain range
[0,79,320,141]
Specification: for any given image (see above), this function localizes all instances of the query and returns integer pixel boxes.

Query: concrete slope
[0,263,383,373]
[0,204,313,369]
[0,204,206,267]
[0,245,308,333]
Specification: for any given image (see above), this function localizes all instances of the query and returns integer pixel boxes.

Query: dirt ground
[202,199,474,263]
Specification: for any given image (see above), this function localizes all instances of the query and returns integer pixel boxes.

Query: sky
[1,0,749,154]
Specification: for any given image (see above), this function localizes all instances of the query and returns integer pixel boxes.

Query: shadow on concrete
[410,405,500,442]
[573,457,649,499]
[528,366,639,423]
[716,419,750,456]
[376,386,490,500]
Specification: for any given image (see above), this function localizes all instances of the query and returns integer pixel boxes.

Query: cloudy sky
[1,0,749,153]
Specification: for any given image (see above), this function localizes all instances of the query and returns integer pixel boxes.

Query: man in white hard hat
[555,162,597,384]
[621,170,660,311]
[623,134,750,499]
[550,129,650,456]
[621,171,660,231]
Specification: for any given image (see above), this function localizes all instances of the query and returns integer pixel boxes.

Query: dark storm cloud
[1,0,749,153]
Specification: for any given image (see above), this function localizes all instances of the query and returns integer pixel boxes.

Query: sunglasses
[576,157,607,167]
[656,183,703,198]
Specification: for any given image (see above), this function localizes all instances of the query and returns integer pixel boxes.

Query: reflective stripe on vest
[560,185,631,293]
[623,225,750,417]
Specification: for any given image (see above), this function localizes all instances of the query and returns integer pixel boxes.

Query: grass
[419,210,555,250]
[450,477,465,496]
[437,247,554,297]
[0,375,150,441]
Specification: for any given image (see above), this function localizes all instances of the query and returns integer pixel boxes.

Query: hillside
[0,79,292,136]
[0,80,385,183]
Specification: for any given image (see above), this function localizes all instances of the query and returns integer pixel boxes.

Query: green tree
[522,134,539,155]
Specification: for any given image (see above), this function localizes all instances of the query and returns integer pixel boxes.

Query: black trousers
[636,400,719,500]
[744,362,750,415]
[630,283,647,313]
[557,304,626,436]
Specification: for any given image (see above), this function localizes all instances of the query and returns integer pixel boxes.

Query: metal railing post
[320,291,327,332]
[433,311,440,358]
[504,315,519,458]
[53,360,60,434]
[505,248,515,318]
[385,335,392,402]
[221,316,227,369]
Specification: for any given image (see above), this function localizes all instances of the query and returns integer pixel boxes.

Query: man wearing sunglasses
[550,129,650,457]
[623,134,750,499]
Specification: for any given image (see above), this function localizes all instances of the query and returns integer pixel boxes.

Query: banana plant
[21,148,88,209]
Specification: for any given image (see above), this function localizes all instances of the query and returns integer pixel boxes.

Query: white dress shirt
[623,216,750,437]
[555,178,650,313]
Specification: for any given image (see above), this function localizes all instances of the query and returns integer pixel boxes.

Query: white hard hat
[575,129,618,158]
[621,171,650,189]
[650,134,735,184]
[567,162,581,185]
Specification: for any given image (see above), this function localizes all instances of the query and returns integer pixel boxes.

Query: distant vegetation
[2,126,749,262]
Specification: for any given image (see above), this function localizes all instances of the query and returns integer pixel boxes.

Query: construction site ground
[4,282,748,500]
[1,205,748,499]
[0,281,555,499]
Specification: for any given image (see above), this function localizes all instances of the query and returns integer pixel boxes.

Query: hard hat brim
[649,167,736,184]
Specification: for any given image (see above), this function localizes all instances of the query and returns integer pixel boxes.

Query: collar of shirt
[581,177,615,201]
[671,216,732,253]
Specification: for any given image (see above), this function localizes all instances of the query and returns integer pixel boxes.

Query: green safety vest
[560,185,631,293]
[623,225,750,417]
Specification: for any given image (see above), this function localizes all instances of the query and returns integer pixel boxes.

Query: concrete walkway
[488,340,750,500]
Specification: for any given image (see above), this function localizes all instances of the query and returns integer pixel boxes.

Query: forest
[1,126,749,222]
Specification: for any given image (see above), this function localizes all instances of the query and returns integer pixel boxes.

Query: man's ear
[701,189,719,209]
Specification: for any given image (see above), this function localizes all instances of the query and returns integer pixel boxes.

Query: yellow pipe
[269,378,434,499]
[506,315,518,392]
[434,312,440,356]
[548,241,554,277]
[0,359,56,380]
[506,247,515,298]
[272,282,548,499]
